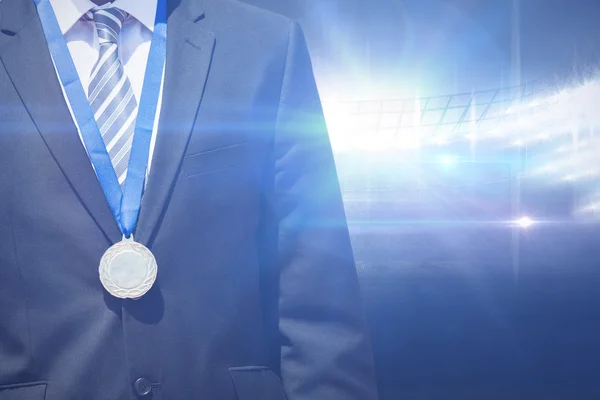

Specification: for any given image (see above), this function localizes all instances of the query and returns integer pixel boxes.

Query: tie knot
[85,7,129,44]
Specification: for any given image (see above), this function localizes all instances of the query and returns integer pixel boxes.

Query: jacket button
[134,377,152,397]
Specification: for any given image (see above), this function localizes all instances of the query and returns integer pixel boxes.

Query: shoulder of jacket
[203,0,292,30]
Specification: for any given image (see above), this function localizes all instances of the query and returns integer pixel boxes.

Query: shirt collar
[49,0,95,34]
[48,0,158,34]
[114,0,158,32]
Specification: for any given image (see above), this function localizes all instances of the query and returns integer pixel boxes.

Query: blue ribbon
[34,0,167,238]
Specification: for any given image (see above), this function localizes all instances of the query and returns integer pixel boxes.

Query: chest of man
[0,2,290,397]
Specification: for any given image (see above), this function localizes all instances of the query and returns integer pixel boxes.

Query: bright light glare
[441,155,456,165]
[325,76,600,158]
[516,216,534,228]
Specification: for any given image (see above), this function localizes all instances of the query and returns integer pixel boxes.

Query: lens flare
[515,216,534,228]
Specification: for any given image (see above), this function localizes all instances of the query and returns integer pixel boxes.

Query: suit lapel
[135,0,215,246]
[0,0,121,244]
[0,0,214,247]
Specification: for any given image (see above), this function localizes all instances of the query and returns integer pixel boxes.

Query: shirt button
[134,377,152,397]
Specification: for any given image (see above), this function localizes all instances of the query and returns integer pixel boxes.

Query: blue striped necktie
[86,7,136,188]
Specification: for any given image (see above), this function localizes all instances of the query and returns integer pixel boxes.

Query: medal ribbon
[34,0,167,238]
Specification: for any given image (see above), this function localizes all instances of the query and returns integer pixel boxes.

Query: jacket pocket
[228,366,287,400]
[182,142,248,177]
[0,382,47,400]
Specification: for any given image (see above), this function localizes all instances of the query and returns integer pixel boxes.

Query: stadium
[323,77,600,398]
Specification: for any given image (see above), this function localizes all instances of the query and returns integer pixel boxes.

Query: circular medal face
[99,236,157,299]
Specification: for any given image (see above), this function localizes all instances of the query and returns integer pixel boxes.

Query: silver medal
[99,235,157,299]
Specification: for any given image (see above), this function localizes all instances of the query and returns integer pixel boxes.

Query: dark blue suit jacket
[0,0,377,399]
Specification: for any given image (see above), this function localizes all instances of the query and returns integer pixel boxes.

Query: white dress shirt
[49,0,162,176]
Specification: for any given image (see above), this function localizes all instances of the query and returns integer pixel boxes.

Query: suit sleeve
[270,20,378,400]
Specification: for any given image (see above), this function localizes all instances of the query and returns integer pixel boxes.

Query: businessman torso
[0,0,378,399]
